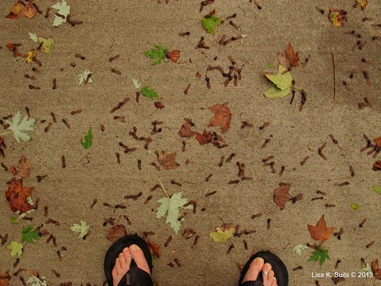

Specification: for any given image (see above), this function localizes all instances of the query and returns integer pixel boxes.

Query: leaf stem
[229,237,241,254]
[291,85,305,92]
[0,131,12,137]
[158,178,169,198]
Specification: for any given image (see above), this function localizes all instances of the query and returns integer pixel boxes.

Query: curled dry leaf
[328,7,347,27]
[307,215,335,241]
[146,240,160,258]
[6,1,37,19]
[277,42,299,70]
[374,136,381,148]
[195,129,213,145]
[154,101,165,109]
[273,184,291,209]
[371,259,381,280]
[156,151,180,170]
[178,122,195,138]
[167,50,181,63]
[208,103,232,133]
[5,178,34,213]
[373,160,381,171]
[106,225,127,242]
[17,156,31,178]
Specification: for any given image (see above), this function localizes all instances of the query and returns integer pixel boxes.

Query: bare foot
[111,245,151,286]
[242,257,278,286]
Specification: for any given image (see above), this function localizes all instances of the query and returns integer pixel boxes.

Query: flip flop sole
[104,235,153,286]
[239,251,289,286]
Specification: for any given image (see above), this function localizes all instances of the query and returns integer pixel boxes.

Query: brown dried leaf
[373,160,381,171]
[156,151,180,170]
[328,7,347,27]
[307,215,335,241]
[168,50,180,63]
[146,240,160,258]
[208,103,232,133]
[277,42,299,69]
[0,272,10,286]
[195,129,213,145]
[372,259,381,280]
[273,184,292,209]
[5,178,34,213]
[374,136,381,148]
[6,1,37,19]
[178,122,195,138]
[106,225,127,242]
[17,156,31,178]
[9,166,17,176]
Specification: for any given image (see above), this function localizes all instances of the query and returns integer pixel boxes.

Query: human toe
[263,264,276,285]
[241,257,265,283]
[129,244,151,275]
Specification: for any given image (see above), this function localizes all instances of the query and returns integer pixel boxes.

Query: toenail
[264,263,271,267]
[254,257,264,263]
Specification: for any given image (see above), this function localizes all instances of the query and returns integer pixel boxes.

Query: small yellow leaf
[209,223,235,243]
[25,50,36,63]
[38,37,53,54]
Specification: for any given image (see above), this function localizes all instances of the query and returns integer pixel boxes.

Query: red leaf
[106,225,127,242]
[208,103,231,133]
[178,122,195,138]
[273,184,292,209]
[374,136,381,148]
[168,50,180,63]
[0,272,11,286]
[5,178,34,213]
[307,215,335,241]
[195,129,213,145]
[156,150,180,170]
[373,160,381,171]
[371,259,381,280]
[154,101,165,109]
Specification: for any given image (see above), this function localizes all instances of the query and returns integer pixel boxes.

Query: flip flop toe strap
[241,280,263,286]
[117,268,153,286]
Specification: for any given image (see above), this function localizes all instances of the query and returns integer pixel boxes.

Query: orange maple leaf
[6,1,37,20]
[307,215,335,241]
[146,240,160,258]
[5,178,34,213]
[167,50,181,63]
[277,42,299,70]
[156,151,180,170]
[208,103,231,133]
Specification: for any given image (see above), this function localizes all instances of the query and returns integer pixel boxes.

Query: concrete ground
[0,0,380,285]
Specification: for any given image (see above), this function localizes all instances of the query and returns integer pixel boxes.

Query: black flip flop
[104,235,153,286]
[239,251,289,286]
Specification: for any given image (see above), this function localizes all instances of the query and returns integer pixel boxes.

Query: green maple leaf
[144,45,167,65]
[308,245,330,266]
[372,186,381,195]
[27,275,48,286]
[5,111,35,143]
[7,241,23,257]
[80,128,93,149]
[156,191,192,234]
[203,14,221,35]
[140,86,159,99]
[51,0,71,26]
[21,225,41,244]
[70,220,90,238]
[209,224,235,243]
[264,65,293,98]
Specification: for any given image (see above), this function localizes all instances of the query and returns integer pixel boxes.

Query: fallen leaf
[195,129,213,145]
[132,77,141,89]
[17,156,31,178]
[178,122,195,138]
[372,186,381,195]
[146,240,160,258]
[7,241,23,257]
[328,7,347,27]
[374,136,381,148]
[70,220,90,238]
[277,42,299,70]
[156,151,180,170]
[28,32,38,44]
[140,86,159,99]
[356,0,368,10]
[38,37,53,54]
[0,272,11,286]
[156,191,192,234]
[80,128,93,149]
[21,225,41,244]
[208,103,231,133]
[167,50,180,63]
[24,50,36,63]
[273,184,292,209]
[9,166,17,176]
[351,203,360,211]
[154,101,165,109]
[264,65,293,98]
[5,178,34,213]
[106,225,127,242]
[209,223,235,243]
[51,0,71,26]
[78,69,93,85]
[307,215,335,241]
[202,10,221,35]
[373,160,381,171]
[26,275,47,286]
[308,245,330,266]
[372,259,381,280]
[21,3,37,19]
[293,244,308,256]
[5,111,35,143]
[144,45,167,65]
[6,1,37,19]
